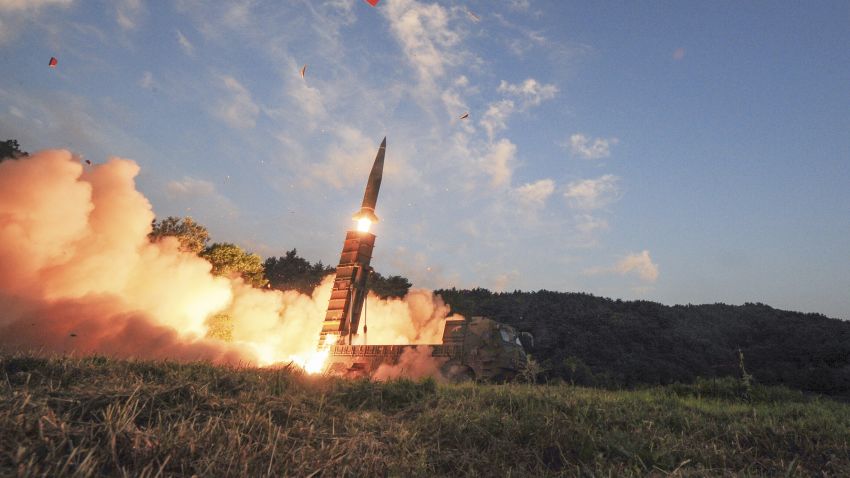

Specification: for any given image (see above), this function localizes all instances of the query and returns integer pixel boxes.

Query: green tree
[264,249,334,294]
[201,242,267,287]
[368,272,412,299]
[149,216,210,254]
[0,139,28,162]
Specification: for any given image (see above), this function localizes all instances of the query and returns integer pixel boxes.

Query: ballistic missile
[352,136,385,225]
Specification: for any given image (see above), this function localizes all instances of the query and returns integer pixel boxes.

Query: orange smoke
[353,290,460,345]
[0,150,460,378]
[372,346,446,381]
[0,150,323,365]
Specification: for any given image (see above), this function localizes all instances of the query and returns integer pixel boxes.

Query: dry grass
[1,353,848,477]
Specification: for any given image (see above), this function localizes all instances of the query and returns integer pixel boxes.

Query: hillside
[2,354,849,476]
[437,289,850,395]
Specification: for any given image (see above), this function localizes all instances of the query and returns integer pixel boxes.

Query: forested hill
[436,288,850,395]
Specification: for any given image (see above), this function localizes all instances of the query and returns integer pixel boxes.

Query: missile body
[319,137,386,347]
[352,137,385,223]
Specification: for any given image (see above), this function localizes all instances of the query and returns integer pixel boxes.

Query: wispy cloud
[481,138,517,188]
[479,99,514,141]
[382,0,462,91]
[575,214,609,235]
[568,133,618,160]
[214,75,260,129]
[166,177,215,197]
[508,0,531,11]
[498,78,558,107]
[0,0,71,11]
[303,126,397,190]
[166,176,238,216]
[616,250,659,281]
[513,178,554,209]
[564,174,621,210]
[584,250,659,282]
[115,0,143,30]
[0,0,72,44]
[176,29,194,55]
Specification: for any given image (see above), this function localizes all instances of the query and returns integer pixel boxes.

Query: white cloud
[304,126,383,189]
[215,75,260,129]
[481,138,516,188]
[568,133,618,160]
[383,0,461,88]
[176,29,194,55]
[564,174,621,210]
[575,214,608,235]
[166,176,238,217]
[477,78,555,141]
[508,0,531,11]
[115,0,142,30]
[0,0,72,44]
[289,79,326,124]
[513,179,554,209]
[498,78,558,107]
[491,270,520,292]
[479,99,515,141]
[8,105,23,118]
[0,0,71,11]
[616,250,659,282]
[583,250,659,283]
[166,177,215,197]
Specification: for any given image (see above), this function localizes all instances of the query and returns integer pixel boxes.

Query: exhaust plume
[0,150,459,377]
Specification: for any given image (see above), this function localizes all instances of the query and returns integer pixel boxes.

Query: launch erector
[318,137,386,346]
[316,137,530,381]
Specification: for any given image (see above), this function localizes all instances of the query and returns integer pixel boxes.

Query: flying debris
[48,57,58,68]
[300,64,307,79]
[459,112,469,120]
[466,9,480,22]
[364,0,380,6]
[85,159,92,165]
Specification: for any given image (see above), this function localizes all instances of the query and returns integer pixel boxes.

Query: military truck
[323,316,530,381]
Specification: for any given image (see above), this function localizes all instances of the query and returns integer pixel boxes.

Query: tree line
[435,288,850,395]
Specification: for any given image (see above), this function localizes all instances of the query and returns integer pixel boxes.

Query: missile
[352,136,386,224]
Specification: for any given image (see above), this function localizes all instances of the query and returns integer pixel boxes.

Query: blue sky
[1,0,848,319]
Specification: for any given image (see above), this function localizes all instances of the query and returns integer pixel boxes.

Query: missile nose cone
[356,137,386,224]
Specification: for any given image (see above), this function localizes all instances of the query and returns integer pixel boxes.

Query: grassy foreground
[1,354,848,477]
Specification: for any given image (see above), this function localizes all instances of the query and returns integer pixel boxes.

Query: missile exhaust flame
[356,218,372,233]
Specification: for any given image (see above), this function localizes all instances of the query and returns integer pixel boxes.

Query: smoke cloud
[0,150,458,377]
[353,289,460,345]
[371,345,446,381]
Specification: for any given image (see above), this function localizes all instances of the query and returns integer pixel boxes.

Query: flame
[288,334,337,374]
[356,218,372,233]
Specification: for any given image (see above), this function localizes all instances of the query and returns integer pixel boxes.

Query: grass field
[1,353,848,477]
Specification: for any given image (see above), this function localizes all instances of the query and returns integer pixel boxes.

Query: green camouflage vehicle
[324,316,530,381]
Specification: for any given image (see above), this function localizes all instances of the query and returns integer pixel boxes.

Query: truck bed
[329,344,462,358]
